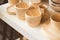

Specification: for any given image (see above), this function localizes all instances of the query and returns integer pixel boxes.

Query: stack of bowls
[49,0,60,12]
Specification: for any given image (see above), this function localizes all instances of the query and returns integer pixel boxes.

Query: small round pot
[25,8,41,27]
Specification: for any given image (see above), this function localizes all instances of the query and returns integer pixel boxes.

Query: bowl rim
[51,13,60,22]
[49,0,60,7]
[51,0,60,4]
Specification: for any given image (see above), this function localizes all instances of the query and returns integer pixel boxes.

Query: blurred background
[0,0,48,5]
[0,0,8,5]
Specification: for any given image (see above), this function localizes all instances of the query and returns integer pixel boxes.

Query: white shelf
[0,3,59,40]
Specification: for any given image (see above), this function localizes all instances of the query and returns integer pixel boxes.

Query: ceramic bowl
[49,0,60,12]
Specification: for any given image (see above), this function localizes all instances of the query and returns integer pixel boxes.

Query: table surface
[0,3,60,40]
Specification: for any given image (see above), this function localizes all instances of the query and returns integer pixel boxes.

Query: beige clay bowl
[25,7,41,27]
[51,13,60,30]
[52,0,60,4]
[49,0,60,12]
[49,0,60,7]
[15,2,30,20]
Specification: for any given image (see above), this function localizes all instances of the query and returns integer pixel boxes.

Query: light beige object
[7,0,19,15]
[41,12,60,40]
[39,3,50,22]
[7,5,16,15]
[51,13,60,29]
[49,0,60,12]
[49,2,60,12]
[45,13,60,40]
[30,0,41,3]
[23,37,28,40]
[8,0,19,5]
[25,7,41,27]
[52,0,60,3]
[16,2,29,20]
[49,0,60,7]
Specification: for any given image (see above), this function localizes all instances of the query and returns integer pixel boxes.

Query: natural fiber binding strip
[7,4,16,15]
